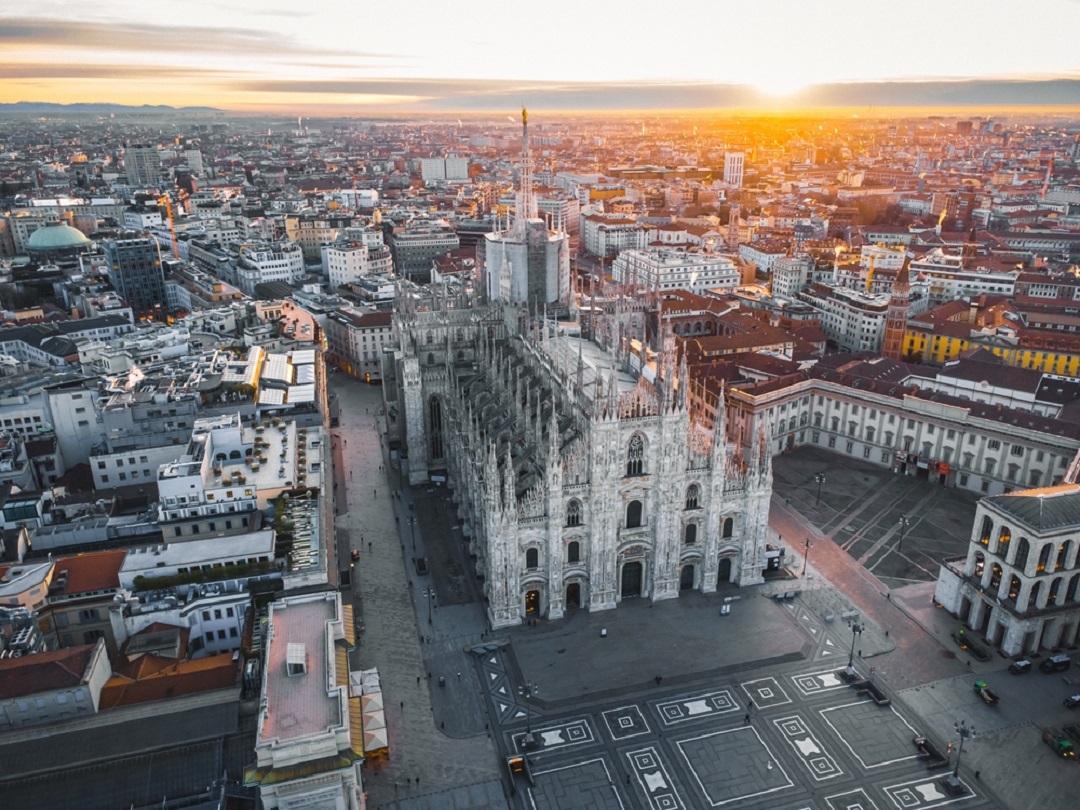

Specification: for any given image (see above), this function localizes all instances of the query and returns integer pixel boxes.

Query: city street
[329,375,506,810]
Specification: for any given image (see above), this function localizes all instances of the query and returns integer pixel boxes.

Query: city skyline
[2,0,1080,113]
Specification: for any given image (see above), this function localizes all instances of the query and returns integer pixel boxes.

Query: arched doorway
[621,561,643,598]
[525,589,540,616]
[566,583,580,609]
[717,557,733,584]
[680,564,695,590]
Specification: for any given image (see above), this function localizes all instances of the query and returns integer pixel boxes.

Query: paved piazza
[478,647,1004,810]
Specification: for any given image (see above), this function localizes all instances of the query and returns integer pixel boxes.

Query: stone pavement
[329,376,505,809]
[770,444,1080,810]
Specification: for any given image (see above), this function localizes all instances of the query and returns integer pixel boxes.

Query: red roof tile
[53,549,126,596]
[0,643,98,698]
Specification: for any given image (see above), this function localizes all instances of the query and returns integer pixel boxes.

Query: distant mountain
[0,102,223,115]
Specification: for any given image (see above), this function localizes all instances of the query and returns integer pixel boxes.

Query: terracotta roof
[99,651,238,710]
[53,549,126,596]
[0,644,98,698]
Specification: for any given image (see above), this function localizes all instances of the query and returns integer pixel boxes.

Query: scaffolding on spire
[513,105,538,237]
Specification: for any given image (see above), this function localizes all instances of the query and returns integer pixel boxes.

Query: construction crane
[157,194,179,260]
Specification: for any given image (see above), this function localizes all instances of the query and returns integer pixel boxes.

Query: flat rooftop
[260,593,340,746]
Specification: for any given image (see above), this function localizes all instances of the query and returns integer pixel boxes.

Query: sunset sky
[2,0,1079,112]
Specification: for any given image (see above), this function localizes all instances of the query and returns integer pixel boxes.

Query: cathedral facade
[382,285,774,629]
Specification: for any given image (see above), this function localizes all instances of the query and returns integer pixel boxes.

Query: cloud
[0,63,236,80]
[232,77,1080,110]
[0,16,392,58]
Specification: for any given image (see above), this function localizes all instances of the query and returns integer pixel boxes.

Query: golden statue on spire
[522,105,527,126]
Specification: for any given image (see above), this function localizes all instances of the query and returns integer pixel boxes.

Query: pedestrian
[747,700,754,712]
[654,675,662,686]
[744,713,751,723]
[374,488,377,498]
[416,777,420,786]
[456,671,461,679]
[441,721,445,729]
[368,542,372,552]
[416,675,420,685]
[626,774,631,785]
[400,700,404,709]
[975,770,980,780]
[885,630,889,638]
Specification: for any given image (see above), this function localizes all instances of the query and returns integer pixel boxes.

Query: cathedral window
[425,330,434,344]
[456,328,464,341]
[626,434,645,477]
[722,517,734,538]
[685,485,700,510]
[626,500,643,529]
[566,500,582,527]
[684,523,697,545]
[567,541,580,563]
[427,353,435,366]
[526,548,539,569]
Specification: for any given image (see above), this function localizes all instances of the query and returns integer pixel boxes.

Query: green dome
[26,224,91,251]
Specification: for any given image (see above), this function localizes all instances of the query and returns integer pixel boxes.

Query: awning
[363,727,388,751]
[362,709,386,731]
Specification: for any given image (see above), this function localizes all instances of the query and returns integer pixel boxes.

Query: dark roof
[985,484,1080,533]
[0,643,98,698]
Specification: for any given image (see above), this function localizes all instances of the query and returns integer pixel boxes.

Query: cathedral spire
[512,105,537,238]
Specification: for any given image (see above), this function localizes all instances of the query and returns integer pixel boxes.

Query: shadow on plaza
[502,588,812,708]
[773,445,980,588]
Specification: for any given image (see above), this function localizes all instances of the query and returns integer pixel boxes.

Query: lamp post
[897,515,911,553]
[945,720,975,793]
[801,537,812,578]
[423,587,435,624]
[846,620,864,676]
[518,681,539,749]
[814,472,826,505]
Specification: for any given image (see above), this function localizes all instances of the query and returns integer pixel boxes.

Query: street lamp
[897,515,911,553]
[518,681,539,749]
[423,587,435,624]
[801,537,812,578]
[944,720,976,793]
[846,620,864,675]
[814,473,826,505]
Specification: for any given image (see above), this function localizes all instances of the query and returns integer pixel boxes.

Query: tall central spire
[513,105,537,237]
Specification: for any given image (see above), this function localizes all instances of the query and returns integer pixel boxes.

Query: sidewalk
[329,378,502,809]
[769,492,995,689]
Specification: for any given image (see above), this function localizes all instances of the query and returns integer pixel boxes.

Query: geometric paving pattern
[790,667,855,698]
[655,689,739,727]
[675,726,794,807]
[512,717,595,754]
[820,701,921,770]
[741,676,793,709]
[825,787,883,810]
[479,650,531,727]
[773,714,844,781]
[527,757,628,810]
[604,705,652,741]
[883,776,974,809]
[627,746,685,810]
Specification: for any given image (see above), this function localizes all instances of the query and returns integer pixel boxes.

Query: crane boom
[157,195,178,260]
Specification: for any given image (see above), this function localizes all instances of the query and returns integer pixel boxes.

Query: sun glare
[751,75,807,97]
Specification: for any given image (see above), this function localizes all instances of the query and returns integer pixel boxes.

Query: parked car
[1008,659,1032,675]
[1064,695,1080,709]
[1040,653,1072,674]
